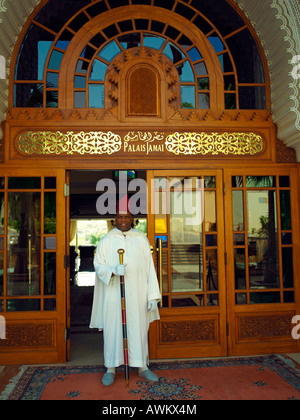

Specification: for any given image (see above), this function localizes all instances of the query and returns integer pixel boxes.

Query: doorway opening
[68,170,147,363]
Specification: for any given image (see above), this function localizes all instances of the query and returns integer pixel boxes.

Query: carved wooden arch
[105,47,181,122]
[59,7,224,111]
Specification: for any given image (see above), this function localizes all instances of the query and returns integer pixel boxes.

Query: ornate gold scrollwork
[17,131,122,155]
[16,130,264,157]
[165,132,264,156]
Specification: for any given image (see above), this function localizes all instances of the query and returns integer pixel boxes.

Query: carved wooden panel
[160,319,217,344]
[128,66,158,116]
[276,137,297,163]
[238,313,294,341]
[0,321,55,348]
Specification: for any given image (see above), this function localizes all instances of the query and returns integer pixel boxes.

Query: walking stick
[118,248,129,389]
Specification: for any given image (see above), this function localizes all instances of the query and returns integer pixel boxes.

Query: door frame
[0,167,67,365]
[147,169,228,359]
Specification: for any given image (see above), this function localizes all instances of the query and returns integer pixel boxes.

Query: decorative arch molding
[0,0,299,159]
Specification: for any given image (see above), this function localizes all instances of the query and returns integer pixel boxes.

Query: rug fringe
[0,366,28,400]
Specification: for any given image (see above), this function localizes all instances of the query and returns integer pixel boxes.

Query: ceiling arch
[0,0,299,159]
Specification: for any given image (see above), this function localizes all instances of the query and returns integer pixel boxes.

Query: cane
[118,248,129,389]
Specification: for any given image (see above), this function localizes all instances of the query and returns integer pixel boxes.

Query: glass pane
[179,61,194,82]
[118,33,141,49]
[225,93,236,109]
[45,177,56,189]
[0,192,4,234]
[172,294,204,307]
[234,249,246,289]
[0,178,4,189]
[14,84,44,107]
[188,47,202,62]
[44,192,56,234]
[281,232,292,245]
[14,24,55,81]
[204,176,215,188]
[89,60,108,81]
[250,292,280,304]
[207,294,219,306]
[155,190,168,234]
[7,192,41,297]
[98,41,121,62]
[205,191,216,232]
[7,299,40,311]
[44,253,56,295]
[282,248,293,288]
[208,35,224,53]
[89,84,104,108]
[74,91,86,108]
[198,77,209,90]
[247,191,279,289]
[280,190,291,230]
[48,50,64,71]
[46,72,59,88]
[239,86,266,110]
[44,298,56,311]
[234,233,245,245]
[170,189,203,293]
[44,237,56,250]
[198,93,210,109]
[232,176,243,188]
[46,90,58,108]
[8,177,41,189]
[0,299,3,312]
[279,176,290,188]
[0,254,3,296]
[246,176,276,188]
[206,234,217,247]
[76,60,88,74]
[163,42,184,64]
[0,238,3,250]
[226,28,265,83]
[235,293,247,305]
[224,75,236,91]
[143,34,165,50]
[219,53,233,72]
[206,250,218,291]
[194,62,208,76]
[283,291,294,303]
[74,75,86,89]
[232,190,244,231]
[181,86,195,109]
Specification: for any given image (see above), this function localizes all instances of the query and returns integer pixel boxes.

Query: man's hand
[148,300,158,313]
[113,264,126,276]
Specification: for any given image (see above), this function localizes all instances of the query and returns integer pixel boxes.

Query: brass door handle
[156,237,163,308]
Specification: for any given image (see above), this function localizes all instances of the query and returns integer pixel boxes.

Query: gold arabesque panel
[165,132,264,155]
[16,130,264,157]
[18,131,122,155]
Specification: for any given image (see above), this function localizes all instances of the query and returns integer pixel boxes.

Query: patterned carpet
[2,355,300,401]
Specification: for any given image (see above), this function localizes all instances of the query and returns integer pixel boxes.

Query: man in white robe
[90,210,161,386]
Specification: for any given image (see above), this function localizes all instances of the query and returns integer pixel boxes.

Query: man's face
[115,212,133,232]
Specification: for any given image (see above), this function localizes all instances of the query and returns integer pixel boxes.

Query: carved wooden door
[0,169,67,364]
[147,170,227,359]
[225,168,300,356]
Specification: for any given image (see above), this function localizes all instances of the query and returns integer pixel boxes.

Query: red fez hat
[117,195,131,214]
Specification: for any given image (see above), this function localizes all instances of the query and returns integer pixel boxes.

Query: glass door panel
[0,171,66,364]
[148,170,226,359]
[7,192,41,298]
[232,175,295,305]
[154,175,219,308]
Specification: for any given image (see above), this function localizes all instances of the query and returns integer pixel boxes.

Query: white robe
[89,228,161,368]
